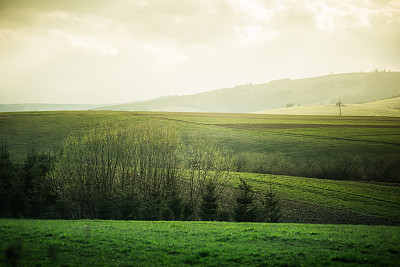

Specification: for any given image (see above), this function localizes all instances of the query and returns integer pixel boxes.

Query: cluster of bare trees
[49,122,237,220]
[1,122,282,221]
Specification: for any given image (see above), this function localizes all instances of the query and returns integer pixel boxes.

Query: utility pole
[338,98,342,117]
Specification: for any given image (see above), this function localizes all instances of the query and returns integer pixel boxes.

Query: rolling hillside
[96,72,400,113]
[0,111,399,226]
[254,96,400,117]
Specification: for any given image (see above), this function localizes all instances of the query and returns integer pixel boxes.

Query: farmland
[1,111,399,225]
[240,173,400,225]
[1,111,399,183]
[1,219,399,266]
[1,110,400,266]
[1,111,399,161]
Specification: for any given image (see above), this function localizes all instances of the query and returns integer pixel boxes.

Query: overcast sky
[0,0,399,104]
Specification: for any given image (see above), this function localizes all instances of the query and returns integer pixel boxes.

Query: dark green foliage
[117,192,140,220]
[234,179,258,222]
[200,182,219,221]
[166,190,184,221]
[21,147,56,218]
[260,186,282,223]
[141,191,162,221]
[160,207,174,221]
[0,142,14,185]
[217,209,231,222]
[182,201,196,221]
[0,141,17,216]
[7,173,25,218]
[5,239,23,267]
[97,194,119,220]
[0,142,56,218]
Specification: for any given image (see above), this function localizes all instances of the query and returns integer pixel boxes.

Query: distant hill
[96,72,400,113]
[253,96,400,117]
[0,103,102,112]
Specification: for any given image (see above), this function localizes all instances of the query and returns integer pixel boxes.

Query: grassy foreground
[1,219,399,266]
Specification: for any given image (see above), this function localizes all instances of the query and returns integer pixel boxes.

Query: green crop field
[237,173,400,225]
[1,111,399,161]
[1,219,399,266]
[2,110,399,185]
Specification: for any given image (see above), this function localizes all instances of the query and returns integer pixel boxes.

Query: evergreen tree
[166,189,184,221]
[22,147,56,218]
[141,191,162,220]
[0,141,16,216]
[234,179,258,222]
[182,200,196,221]
[200,182,218,221]
[260,178,282,223]
[261,190,282,223]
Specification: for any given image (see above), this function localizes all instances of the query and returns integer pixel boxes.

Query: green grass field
[1,219,399,266]
[1,111,399,161]
[238,173,400,225]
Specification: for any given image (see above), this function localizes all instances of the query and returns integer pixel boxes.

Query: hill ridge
[96,72,400,113]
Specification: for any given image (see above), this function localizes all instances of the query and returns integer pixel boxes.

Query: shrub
[160,207,174,221]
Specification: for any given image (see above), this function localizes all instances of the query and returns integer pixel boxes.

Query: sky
[0,0,399,104]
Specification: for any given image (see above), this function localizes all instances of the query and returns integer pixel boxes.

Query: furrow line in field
[274,132,400,148]
[290,183,400,205]
[216,123,400,129]
[156,118,400,148]
[247,177,400,205]
[351,134,400,137]
[155,116,209,125]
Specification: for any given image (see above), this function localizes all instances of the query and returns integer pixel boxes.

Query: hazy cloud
[0,0,399,104]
